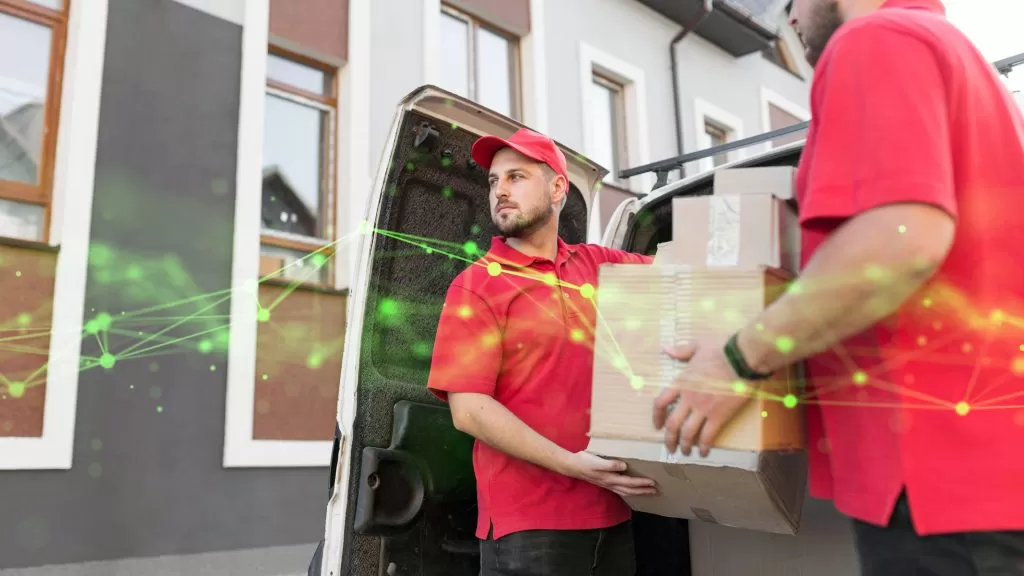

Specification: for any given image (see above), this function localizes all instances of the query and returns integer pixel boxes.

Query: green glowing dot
[787,281,804,295]
[90,439,102,451]
[16,313,31,327]
[754,323,765,332]
[775,336,795,354]
[864,264,891,283]
[471,224,481,234]
[412,341,431,358]
[8,382,25,399]
[405,161,416,171]
[99,353,116,370]
[543,273,557,286]
[379,298,400,320]
[424,247,433,254]
[197,340,213,354]
[450,122,458,129]
[463,241,478,255]
[441,156,452,168]
[94,313,112,331]
[783,394,798,409]
[580,283,595,299]
[156,405,164,413]
[898,224,907,234]
[629,375,645,390]
[261,373,269,381]
[991,309,1005,323]
[209,365,217,372]
[852,371,868,385]
[612,355,628,371]
[442,185,454,199]
[922,297,933,308]
[88,463,102,478]
[14,270,21,277]
[307,352,324,369]
[699,298,716,311]
[359,220,372,234]
[84,321,97,335]
[256,308,271,323]
[761,410,768,418]
[487,262,502,276]
[148,362,160,373]
[571,329,585,342]
[955,402,970,416]
[89,244,113,265]
[732,381,748,394]
[311,253,328,268]
[124,265,143,280]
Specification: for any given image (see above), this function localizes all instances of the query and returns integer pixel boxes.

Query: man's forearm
[451,393,574,476]
[736,206,954,375]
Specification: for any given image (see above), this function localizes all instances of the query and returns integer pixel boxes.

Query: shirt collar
[486,236,577,268]
[880,0,946,15]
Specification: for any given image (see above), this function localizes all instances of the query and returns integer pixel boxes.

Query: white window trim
[760,86,810,150]
[578,42,652,195]
[0,0,106,470]
[422,0,546,128]
[693,98,745,173]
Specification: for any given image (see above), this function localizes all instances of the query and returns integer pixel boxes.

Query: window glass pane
[705,122,729,167]
[439,12,470,98]
[0,13,52,186]
[262,93,326,239]
[476,27,513,117]
[0,198,45,242]
[589,80,618,177]
[267,53,329,95]
[260,244,331,285]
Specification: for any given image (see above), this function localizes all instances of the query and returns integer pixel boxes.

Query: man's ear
[552,174,569,205]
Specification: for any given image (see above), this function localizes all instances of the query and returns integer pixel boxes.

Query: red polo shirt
[427,236,652,539]
[797,0,1024,534]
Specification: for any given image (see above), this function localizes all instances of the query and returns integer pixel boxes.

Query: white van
[307,85,814,576]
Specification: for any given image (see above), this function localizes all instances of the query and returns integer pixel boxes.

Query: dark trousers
[479,520,635,576]
[854,493,1024,576]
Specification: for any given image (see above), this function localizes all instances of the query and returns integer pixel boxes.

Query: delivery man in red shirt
[653,0,1024,574]
[427,128,655,575]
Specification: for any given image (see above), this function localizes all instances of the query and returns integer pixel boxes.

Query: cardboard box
[672,195,800,273]
[587,263,807,534]
[713,166,796,201]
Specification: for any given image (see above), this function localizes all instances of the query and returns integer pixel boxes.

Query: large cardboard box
[671,195,799,273]
[587,263,808,535]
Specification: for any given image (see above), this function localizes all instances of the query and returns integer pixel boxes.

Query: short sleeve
[426,283,502,402]
[592,246,654,265]
[799,26,957,227]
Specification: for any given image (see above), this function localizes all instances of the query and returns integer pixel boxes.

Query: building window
[0,0,67,243]
[761,88,809,150]
[762,39,802,77]
[439,5,520,119]
[694,98,744,173]
[261,49,337,286]
[589,73,629,185]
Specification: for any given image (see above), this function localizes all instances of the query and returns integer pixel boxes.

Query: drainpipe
[669,0,713,182]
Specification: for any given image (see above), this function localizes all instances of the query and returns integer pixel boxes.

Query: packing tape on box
[706,196,741,267]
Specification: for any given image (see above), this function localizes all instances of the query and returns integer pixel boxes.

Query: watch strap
[724,332,774,381]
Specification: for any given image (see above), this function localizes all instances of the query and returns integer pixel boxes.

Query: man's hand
[561,451,658,497]
[653,339,754,458]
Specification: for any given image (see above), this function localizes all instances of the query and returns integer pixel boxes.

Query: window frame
[759,86,809,151]
[260,45,339,287]
[439,3,522,120]
[693,98,745,173]
[0,0,69,244]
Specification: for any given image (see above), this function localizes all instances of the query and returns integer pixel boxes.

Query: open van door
[313,86,608,576]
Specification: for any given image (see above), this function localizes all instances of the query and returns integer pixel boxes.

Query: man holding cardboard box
[653,0,1024,574]
[427,128,655,575]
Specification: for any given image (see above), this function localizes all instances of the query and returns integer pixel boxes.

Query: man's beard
[801,0,843,68]
[492,193,554,238]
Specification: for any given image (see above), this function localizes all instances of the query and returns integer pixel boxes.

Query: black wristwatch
[724,332,774,381]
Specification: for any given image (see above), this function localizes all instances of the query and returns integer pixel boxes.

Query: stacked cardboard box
[587,166,808,535]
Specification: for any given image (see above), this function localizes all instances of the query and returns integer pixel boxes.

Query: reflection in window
[0,12,52,187]
[438,6,519,119]
[260,50,337,286]
[589,74,627,183]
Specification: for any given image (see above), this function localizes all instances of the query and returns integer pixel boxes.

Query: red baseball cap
[471,128,569,184]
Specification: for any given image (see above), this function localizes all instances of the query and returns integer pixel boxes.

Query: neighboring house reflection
[0,101,43,183]
[261,165,317,238]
